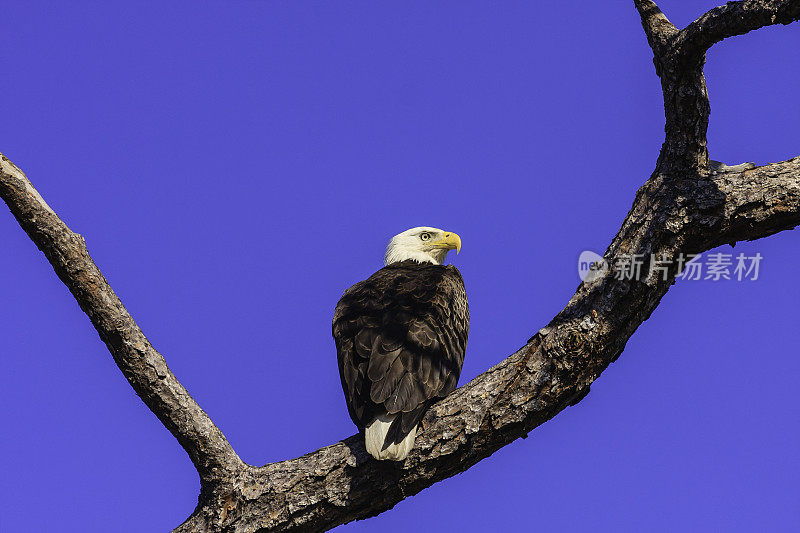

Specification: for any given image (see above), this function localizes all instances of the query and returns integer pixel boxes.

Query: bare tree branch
[637,0,800,172]
[675,0,800,60]
[1,0,798,531]
[710,158,800,245]
[633,0,678,56]
[168,151,800,532]
[0,155,243,485]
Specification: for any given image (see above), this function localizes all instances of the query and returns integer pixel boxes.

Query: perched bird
[333,227,469,461]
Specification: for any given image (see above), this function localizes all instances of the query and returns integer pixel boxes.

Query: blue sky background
[1,1,798,531]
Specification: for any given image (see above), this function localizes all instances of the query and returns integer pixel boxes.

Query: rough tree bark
[1,1,799,531]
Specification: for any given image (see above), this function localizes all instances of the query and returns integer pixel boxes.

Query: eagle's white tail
[365,413,417,461]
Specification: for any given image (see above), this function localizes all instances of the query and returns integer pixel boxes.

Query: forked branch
[1,1,798,531]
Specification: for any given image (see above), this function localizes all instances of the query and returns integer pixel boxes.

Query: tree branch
[633,0,678,58]
[172,154,800,532]
[675,0,800,61]
[709,157,800,245]
[636,0,799,173]
[1,1,798,531]
[0,154,242,485]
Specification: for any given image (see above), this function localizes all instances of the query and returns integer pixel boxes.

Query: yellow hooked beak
[430,231,462,254]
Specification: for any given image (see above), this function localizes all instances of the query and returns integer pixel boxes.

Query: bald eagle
[333,227,469,461]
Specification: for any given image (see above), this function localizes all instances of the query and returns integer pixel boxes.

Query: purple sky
[2,2,799,531]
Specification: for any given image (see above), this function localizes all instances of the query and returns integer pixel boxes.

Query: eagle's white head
[384,226,462,266]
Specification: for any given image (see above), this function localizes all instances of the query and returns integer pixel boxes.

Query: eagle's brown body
[333,260,469,455]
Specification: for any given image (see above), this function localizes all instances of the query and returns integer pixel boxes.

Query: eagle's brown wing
[333,260,469,445]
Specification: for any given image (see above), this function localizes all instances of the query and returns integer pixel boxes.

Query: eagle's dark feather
[333,260,469,448]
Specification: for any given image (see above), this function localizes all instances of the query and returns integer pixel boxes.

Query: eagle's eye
[420,232,432,241]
